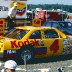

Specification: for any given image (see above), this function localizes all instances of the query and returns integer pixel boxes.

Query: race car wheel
[21,49,32,61]
[18,45,34,63]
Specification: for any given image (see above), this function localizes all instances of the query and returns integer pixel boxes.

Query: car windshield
[43,21,72,28]
[43,22,59,28]
[59,22,72,28]
[5,28,29,39]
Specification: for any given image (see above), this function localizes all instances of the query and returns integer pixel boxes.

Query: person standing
[1,60,17,72]
[7,2,17,30]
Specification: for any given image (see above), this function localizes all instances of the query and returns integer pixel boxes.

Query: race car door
[42,29,64,57]
[29,30,48,57]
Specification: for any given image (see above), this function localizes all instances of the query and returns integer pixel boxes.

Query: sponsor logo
[10,39,39,48]
[4,50,16,58]
[16,2,26,16]
[11,2,26,16]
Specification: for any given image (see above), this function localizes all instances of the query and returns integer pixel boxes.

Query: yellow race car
[0,26,72,61]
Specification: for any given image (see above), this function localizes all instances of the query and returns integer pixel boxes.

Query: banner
[0,0,27,18]
[35,10,46,23]
[32,18,41,27]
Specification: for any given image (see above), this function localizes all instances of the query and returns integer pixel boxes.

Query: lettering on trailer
[10,39,39,48]
[0,19,5,36]
[0,6,8,11]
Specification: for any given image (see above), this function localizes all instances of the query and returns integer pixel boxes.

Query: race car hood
[0,36,15,43]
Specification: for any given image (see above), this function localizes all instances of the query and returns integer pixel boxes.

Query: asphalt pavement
[0,54,72,72]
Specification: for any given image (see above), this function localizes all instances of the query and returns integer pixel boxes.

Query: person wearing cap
[1,60,17,72]
[7,2,17,30]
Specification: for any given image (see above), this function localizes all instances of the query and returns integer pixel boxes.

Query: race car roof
[15,26,56,30]
[15,26,67,38]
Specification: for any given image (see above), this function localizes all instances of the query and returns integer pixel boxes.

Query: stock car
[43,21,72,35]
[0,26,72,62]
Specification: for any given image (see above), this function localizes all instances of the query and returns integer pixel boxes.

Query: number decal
[50,39,59,53]
[34,20,40,25]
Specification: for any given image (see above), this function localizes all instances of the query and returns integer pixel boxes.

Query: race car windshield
[5,28,29,39]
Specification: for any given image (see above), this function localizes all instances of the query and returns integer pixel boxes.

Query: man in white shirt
[7,2,17,30]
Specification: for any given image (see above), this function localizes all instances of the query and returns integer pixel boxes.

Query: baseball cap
[4,60,17,69]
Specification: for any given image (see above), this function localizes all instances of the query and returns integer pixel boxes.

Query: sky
[27,0,72,5]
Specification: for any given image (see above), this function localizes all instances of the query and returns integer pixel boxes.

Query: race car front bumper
[65,45,72,54]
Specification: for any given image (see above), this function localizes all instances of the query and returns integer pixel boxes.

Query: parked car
[0,26,72,62]
[43,21,72,35]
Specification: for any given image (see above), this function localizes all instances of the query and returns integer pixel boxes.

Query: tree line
[27,4,72,13]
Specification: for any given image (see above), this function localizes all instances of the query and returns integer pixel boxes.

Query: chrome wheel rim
[21,50,31,61]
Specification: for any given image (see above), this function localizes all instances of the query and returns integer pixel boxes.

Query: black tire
[17,45,34,64]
